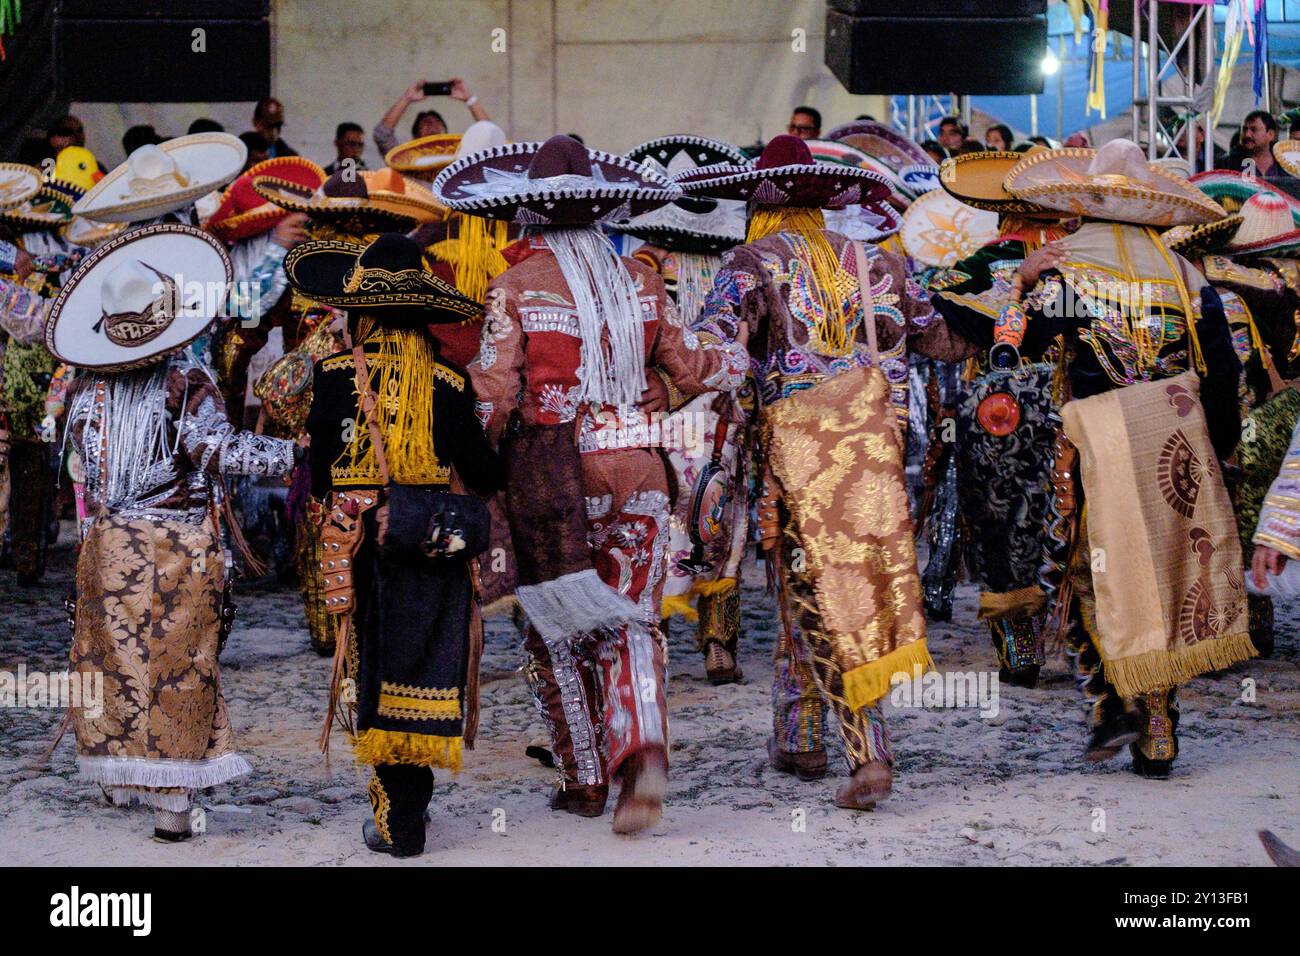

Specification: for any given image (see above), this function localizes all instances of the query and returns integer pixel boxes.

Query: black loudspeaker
[55,1,270,103]
[825,8,1048,95]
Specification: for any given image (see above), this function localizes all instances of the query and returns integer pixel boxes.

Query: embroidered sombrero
[938,147,1058,215]
[0,164,42,212]
[610,136,750,253]
[283,232,481,321]
[825,120,933,172]
[1224,191,1300,257]
[0,182,79,232]
[676,134,892,209]
[73,132,246,224]
[804,139,903,198]
[46,223,232,372]
[800,139,902,240]
[386,133,463,182]
[900,188,1000,267]
[253,166,445,234]
[1004,139,1226,226]
[898,163,941,197]
[1274,139,1300,179]
[62,216,128,249]
[433,134,681,226]
[1189,169,1300,224]
[1161,214,1244,256]
[206,156,326,242]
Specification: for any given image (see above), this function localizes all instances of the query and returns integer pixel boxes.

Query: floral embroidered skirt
[71,514,249,811]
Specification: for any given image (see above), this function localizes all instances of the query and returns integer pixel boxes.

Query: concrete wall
[71,0,886,170]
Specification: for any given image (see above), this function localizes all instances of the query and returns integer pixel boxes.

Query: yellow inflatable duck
[52,146,103,194]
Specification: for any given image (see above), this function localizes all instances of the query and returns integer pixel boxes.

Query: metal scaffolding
[1130,0,1218,173]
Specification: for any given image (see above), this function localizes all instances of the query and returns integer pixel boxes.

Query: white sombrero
[0,164,43,212]
[900,188,999,267]
[46,223,233,372]
[73,132,247,224]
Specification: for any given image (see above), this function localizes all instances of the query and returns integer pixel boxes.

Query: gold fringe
[977,586,1048,621]
[428,214,510,303]
[841,637,934,710]
[694,577,737,598]
[660,593,698,622]
[1101,631,1257,699]
[353,728,463,770]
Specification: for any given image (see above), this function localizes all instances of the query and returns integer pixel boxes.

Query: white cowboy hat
[73,132,246,224]
[46,223,232,371]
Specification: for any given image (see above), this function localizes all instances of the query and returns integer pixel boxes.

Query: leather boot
[612,745,668,835]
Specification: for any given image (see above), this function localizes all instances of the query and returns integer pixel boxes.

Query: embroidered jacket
[1255,416,1300,559]
[470,243,749,452]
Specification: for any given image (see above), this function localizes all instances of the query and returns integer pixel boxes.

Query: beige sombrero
[1004,139,1225,227]
[1274,139,1300,179]
[386,133,463,182]
[938,146,1058,215]
[1161,215,1244,256]
[73,132,247,224]
[253,166,445,233]
[0,164,43,213]
[900,188,1000,267]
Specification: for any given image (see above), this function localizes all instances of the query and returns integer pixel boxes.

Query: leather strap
[342,326,391,486]
[851,240,879,366]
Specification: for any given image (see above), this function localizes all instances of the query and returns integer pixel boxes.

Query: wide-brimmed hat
[73,132,246,224]
[46,223,232,372]
[676,134,892,209]
[824,121,933,172]
[253,166,444,234]
[799,139,902,240]
[804,139,903,199]
[1224,191,1300,257]
[1161,214,1244,256]
[62,216,128,250]
[610,136,750,253]
[938,147,1058,215]
[386,133,463,182]
[283,232,481,321]
[206,156,326,242]
[0,164,42,212]
[900,188,1000,267]
[0,183,79,232]
[1189,169,1300,225]
[433,134,681,226]
[1004,139,1225,226]
[898,163,941,197]
[1274,139,1300,179]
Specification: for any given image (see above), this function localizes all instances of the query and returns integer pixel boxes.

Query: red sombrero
[206,156,326,242]
[676,134,892,209]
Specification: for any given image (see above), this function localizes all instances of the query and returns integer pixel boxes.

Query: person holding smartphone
[373,77,490,157]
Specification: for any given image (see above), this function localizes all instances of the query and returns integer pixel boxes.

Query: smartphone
[423,81,454,96]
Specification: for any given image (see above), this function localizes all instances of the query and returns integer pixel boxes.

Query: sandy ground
[1,524,1296,866]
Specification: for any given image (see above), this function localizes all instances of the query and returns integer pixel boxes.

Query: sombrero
[898,163,941,197]
[1161,215,1244,256]
[253,167,445,234]
[1004,139,1226,226]
[938,147,1058,215]
[900,188,1000,267]
[801,139,902,241]
[283,232,482,321]
[611,136,750,253]
[386,133,463,182]
[1223,191,1300,257]
[825,120,932,172]
[804,139,903,198]
[1274,139,1300,179]
[0,182,79,232]
[434,134,681,226]
[62,216,128,250]
[1190,169,1300,224]
[46,223,232,372]
[0,164,42,212]
[73,132,246,224]
[206,156,326,242]
[675,134,892,209]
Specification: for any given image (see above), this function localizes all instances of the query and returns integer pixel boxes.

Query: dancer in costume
[435,135,748,832]
[293,232,502,858]
[690,135,979,808]
[52,223,296,841]
[934,140,1255,777]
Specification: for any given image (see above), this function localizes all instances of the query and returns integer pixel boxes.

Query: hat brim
[677,161,892,209]
[0,164,44,213]
[626,135,751,171]
[1189,171,1300,226]
[1225,228,1300,258]
[804,140,906,201]
[900,189,1000,267]
[62,217,128,249]
[251,176,440,234]
[1005,147,1226,226]
[386,134,463,182]
[1275,140,1300,179]
[283,239,482,322]
[938,151,1059,215]
[1161,215,1244,256]
[825,201,903,242]
[72,133,247,224]
[433,141,681,226]
[206,156,326,241]
[46,223,232,372]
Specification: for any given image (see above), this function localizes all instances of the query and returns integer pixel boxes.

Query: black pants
[369,764,433,854]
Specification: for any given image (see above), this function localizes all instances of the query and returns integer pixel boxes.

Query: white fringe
[110,787,193,812]
[516,569,641,641]
[78,752,252,792]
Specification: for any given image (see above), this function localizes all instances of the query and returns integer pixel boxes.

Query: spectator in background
[1063,131,1090,148]
[188,118,225,134]
[957,139,985,156]
[325,122,368,175]
[122,124,165,157]
[239,131,270,171]
[921,139,946,164]
[787,106,821,140]
[252,97,298,158]
[985,123,1014,151]
[938,116,966,152]
[373,78,489,156]
[1219,110,1300,197]
[1028,135,1052,149]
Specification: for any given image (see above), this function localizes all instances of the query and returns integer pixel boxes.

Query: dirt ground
[1,525,1296,866]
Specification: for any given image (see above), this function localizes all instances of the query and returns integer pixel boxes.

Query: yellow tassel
[1147,227,1206,374]
[977,586,1047,621]
[428,213,509,303]
[692,577,737,598]
[660,593,698,622]
[353,728,463,770]
[841,638,934,710]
